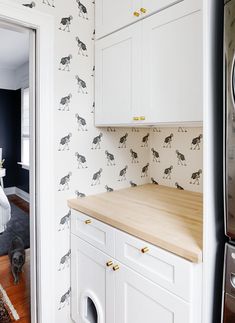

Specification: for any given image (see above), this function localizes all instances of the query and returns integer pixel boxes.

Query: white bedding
[0,186,11,233]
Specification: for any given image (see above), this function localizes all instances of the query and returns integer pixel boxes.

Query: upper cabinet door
[142,0,183,16]
[96,0,141,39]
[142,1,203,124]
[95,23,142,126]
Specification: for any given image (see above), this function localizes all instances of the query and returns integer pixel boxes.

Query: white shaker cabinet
[71,210,202,323]
[142,3,203,124]
[142,0,183,17]
[71,235,115,323]
[95,0,183,39]
[95,0,202,126]
[95,0,141,39]
[95,23,143,126]
[115,263,190,323]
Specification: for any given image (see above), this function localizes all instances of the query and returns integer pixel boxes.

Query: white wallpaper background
[10,1,202,321]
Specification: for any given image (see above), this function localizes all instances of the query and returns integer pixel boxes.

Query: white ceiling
[0,27,29,70]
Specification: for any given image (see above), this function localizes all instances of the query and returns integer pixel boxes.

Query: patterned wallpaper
[9,1,203,322]
[150,127,203,192]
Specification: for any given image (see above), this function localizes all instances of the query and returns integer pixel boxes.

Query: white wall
[15,61,29,89]
[0,61,29,90]
[0,67,16,89]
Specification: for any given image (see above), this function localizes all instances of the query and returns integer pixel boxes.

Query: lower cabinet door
[115,263,190,323]
[71,234,115,323]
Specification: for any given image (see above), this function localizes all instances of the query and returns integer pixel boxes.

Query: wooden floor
[0,195,30,322]
[8,195,30,214]
[0,250,30,323]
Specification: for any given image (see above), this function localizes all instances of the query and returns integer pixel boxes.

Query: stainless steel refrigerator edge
[222,0,235,322]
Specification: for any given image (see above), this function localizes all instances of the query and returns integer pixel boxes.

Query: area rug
[0,203,29,257]
[0,284,19,321]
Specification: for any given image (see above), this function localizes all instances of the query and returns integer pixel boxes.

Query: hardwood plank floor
[0,195,30,322]
[0,250,30,322]
[7,195,29,214]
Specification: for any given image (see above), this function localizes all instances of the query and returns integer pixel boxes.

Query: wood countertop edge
[68,200,202,263]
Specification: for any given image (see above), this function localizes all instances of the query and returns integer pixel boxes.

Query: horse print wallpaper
[13,0,202,321]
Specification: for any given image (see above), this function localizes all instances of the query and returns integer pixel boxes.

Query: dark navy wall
[0,89,29,193]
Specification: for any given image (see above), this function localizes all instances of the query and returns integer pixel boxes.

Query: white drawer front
[115,230,192,301]
[71,210,115,256]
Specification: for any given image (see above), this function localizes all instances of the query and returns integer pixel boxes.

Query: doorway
[0,23,34,322]
[0,2,54,322]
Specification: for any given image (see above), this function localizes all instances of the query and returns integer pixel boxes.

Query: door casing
[0,1,55,323]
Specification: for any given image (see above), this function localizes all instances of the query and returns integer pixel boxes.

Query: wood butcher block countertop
[68,184,203,263]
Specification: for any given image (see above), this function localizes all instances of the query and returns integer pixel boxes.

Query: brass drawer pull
[133,116,145,121]
[141,247,149,254]
[140,7,147,13]
[133,11,140,17]
[133,116,140,121]
[113,264,120,271]
[106,261,113,267]
[85,219,91,224]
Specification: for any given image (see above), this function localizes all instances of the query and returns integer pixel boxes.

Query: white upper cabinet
[95,0,141,39]
[95,23,142,126]
[95,0,202,126]
[142,0,183,17]
[95,0,184,39]
[142,2,203,124]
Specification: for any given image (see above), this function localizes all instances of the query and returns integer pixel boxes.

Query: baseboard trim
[15,187,30,203]
[4,186,30,203]
[4,187,15,195]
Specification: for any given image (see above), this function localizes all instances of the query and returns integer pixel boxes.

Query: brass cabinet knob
[113,264,120,271]
[141,247,149,254]
[85,219,91,224]
[106,261,113,267]
[133,11,140,17]
[140,8,147,13]
[133,116,145,121]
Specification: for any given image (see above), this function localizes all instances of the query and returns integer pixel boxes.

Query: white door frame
[0,1,55,323]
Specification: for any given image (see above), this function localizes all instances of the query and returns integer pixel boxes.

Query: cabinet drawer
[71,210,115,256]
[115,230,192,301]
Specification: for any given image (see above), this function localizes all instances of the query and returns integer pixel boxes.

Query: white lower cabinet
[71,212,202,323]
[115,263,190,323]
[71,235,115,323]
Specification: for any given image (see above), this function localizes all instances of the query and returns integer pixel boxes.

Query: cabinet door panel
[142,0,183,16]
[96,0,141,39]
[71,235,115,323]
[115,263,190,323]
[143,3,203,124]
[95,23,142,126]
